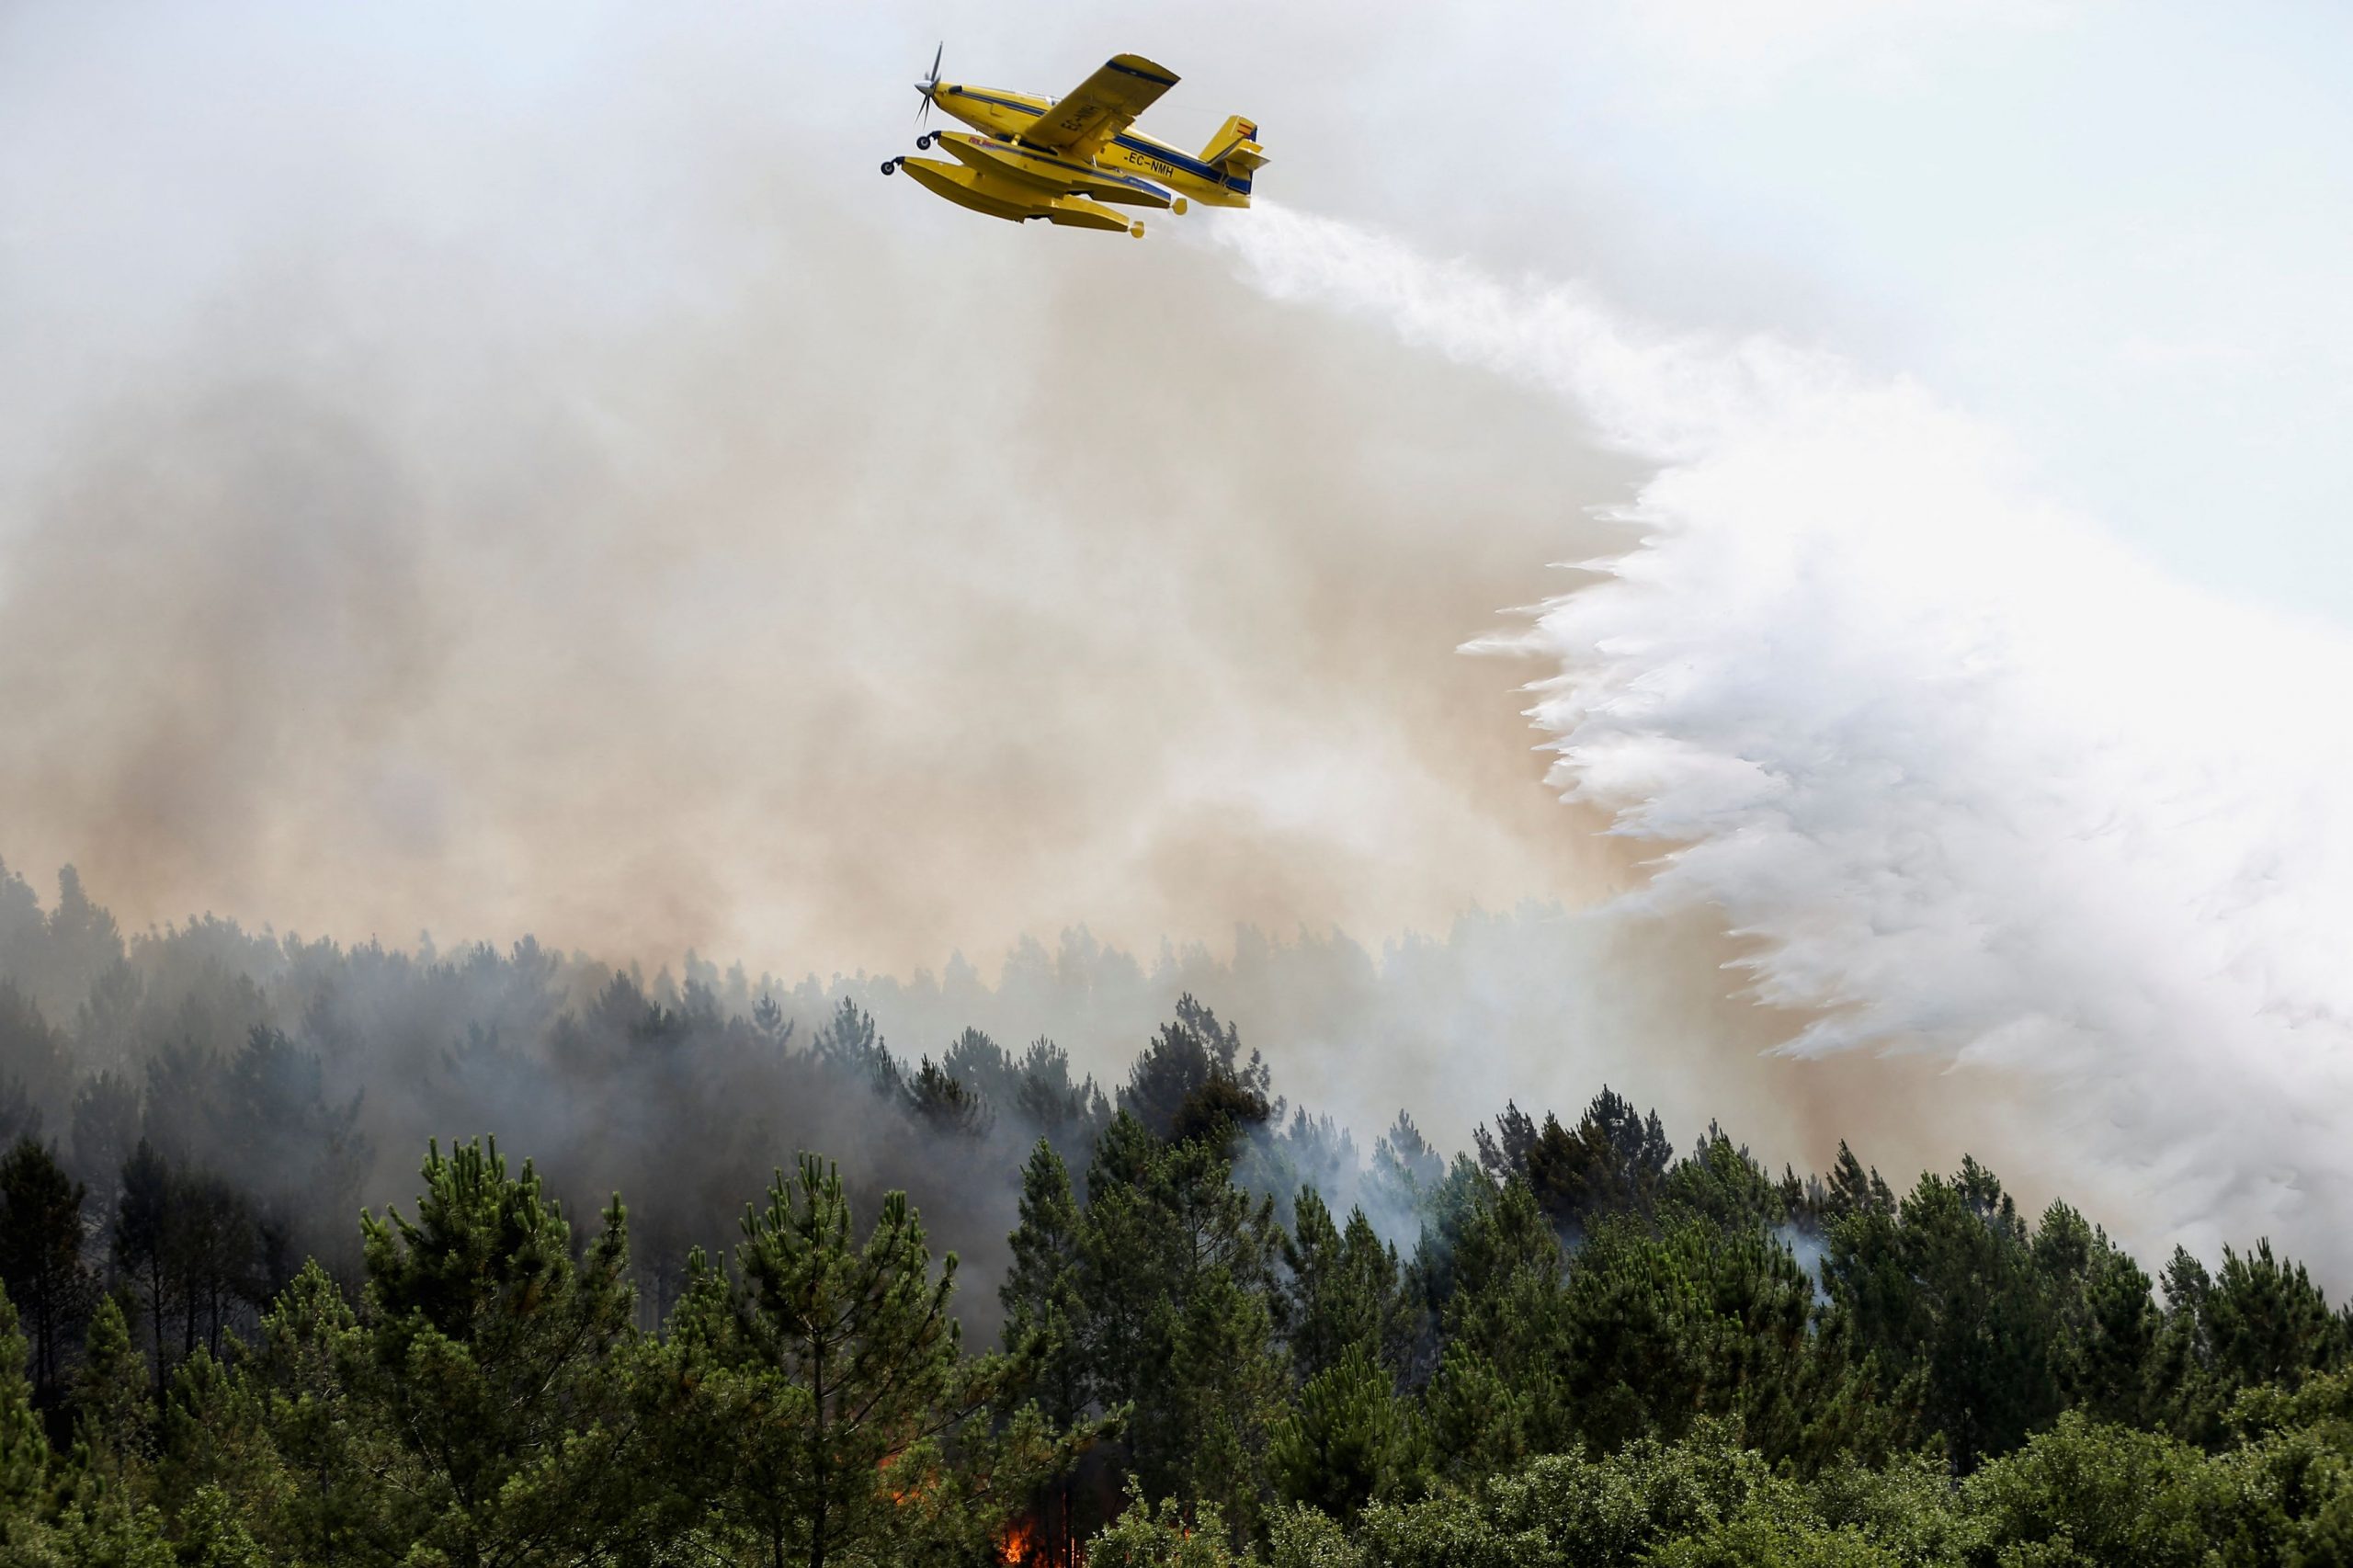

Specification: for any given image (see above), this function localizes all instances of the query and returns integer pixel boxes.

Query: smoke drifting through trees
[0,858,2052,1337]
[0,865,1474,1332]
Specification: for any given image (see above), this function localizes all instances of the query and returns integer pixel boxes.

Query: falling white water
[1202,202,2353,1272]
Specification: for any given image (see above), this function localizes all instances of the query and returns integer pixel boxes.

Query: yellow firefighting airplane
[881,46,1266,238]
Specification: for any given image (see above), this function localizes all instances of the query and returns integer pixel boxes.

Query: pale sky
[1546,3,2353,627]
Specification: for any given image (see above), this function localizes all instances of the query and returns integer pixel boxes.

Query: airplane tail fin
[1199,115,1267,194]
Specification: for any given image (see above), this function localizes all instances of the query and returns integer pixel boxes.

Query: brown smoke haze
[1,4,1637,975]
[0,1,2067,1200]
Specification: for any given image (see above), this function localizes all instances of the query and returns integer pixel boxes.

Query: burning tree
[660,1153,1034,1568]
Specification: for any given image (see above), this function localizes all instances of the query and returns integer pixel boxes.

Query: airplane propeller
[915,41,943,125]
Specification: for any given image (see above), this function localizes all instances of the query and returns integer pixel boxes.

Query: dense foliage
[5,863,2353,1562]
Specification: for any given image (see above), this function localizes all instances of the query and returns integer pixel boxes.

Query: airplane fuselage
[928,83,1256,210]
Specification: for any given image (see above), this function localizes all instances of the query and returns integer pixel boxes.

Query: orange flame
[999,1518,1038,1564]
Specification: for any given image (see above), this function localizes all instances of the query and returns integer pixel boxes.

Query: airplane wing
[1023,53,1178,159]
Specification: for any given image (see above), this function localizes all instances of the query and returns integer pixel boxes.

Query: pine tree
[0,1280,48,1534]
[1473,1101,1540,1187]
[41,867,126,1020]
[0,1080,34,1154]
[45,1294,173,1568]
[1664,1127,1788,1233]
[1475,1089,1672,1233]
[1117,998,1273,1145]
[1169,1263,1285,1544]
[211,1026,367,1277]
[1011,1039,1109,1146]
[1001,1140,1094,1566]
[1400,1152,1495,1337]
[1365,1110,1442,1227]
[1081,1119,1284,1542]
[1267,1344,1406,1521]
[164,1170,260,1361]
[150,1346,277,1551]
[1077,1113,1166,1451]
[941,1028,1016,1108]
[0,985,68,1122]
[1003,1141,1087,1411]
[244,1259,392,1562]
[906,1057,992,1139]
[357,1138,649,1565]
[1086,1479,1245,1568]
[73,1296,152,1485]
[171,1485,269,1568]
[1821,1157,2058,1467]
[1553,1214,1817,1458]
[676,1153,992,1568]
[812,998,901,1098]
[751,994,795,1050]
[2149,1246,2219,1443]
[1279,1189,1409,1384]
[45,1483,175,1568]
[1431,1177,1569,1458]
[1341,1207,1418,1378]
[1822,1142,1894,1221]
[2034,1200,2158,1427]
[111,1141,176,1403]
[1423,1340,1529,1484]
[0,1135,91,1406]
[2204,1239,2345,1395]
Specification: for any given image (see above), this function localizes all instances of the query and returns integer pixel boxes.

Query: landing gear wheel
[881,159,898,175]
[1173,197,1188,215]
[915,133,934,150]
[1129,221,1145,239]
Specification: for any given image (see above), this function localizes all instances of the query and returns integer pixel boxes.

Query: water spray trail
[1200,202,2353,1270]
[1201,203,1853,462]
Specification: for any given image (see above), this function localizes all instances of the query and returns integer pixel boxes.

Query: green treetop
[1082,1112,1285,1543]
[1002,1137,1098,1566]
[1279,1188,1411,1385]
[668,1153,995,1568]
[0,1281,48,1529]
[357,1137,647,1567]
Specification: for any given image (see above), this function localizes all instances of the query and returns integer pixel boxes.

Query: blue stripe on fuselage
[1108,134,1251,191]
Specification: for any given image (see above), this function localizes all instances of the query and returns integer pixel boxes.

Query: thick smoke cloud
[1210,203,2353,1277]
[0,2,1633,977]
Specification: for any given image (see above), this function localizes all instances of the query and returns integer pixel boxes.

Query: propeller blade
[915,42,943,124]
